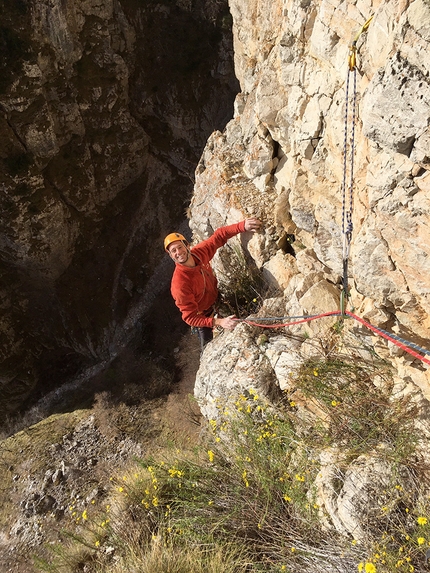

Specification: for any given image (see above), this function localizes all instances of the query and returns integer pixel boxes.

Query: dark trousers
[195,303,216,352]
[197,326,213,352]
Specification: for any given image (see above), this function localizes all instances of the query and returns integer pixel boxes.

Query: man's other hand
[214,315,239,331]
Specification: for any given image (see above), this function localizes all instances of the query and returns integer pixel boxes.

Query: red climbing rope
[237,311,341,329]
[345,312,430,366]
[236,310,430,367]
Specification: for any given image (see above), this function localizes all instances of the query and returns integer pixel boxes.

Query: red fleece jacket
[170,221,246,328]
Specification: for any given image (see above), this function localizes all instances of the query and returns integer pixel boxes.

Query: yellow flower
[168,468,184,478]
[331,400,338,407]
[417,537,425,545]
[208,450,215,463]
[290,401,296,407]
[417,516,428,525]
[290,547,296,552]
[364,563,376,573]
[152,497,159,507]
[283,495,292,502]
[357,564,364,572]
[295,474,305,482]
[82,510,88,521]
[313,369,318,377]
[242,470,249,488]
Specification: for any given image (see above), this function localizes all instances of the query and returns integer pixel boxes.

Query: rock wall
[192,0,430,413]
[192,0,430,542]
[0,0,239,415]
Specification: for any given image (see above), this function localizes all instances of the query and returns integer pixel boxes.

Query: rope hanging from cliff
[340,55,356,314]
[340,15,373,315]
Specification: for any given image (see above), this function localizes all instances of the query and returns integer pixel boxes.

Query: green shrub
[217,244,268,317]
[289,358,420,462]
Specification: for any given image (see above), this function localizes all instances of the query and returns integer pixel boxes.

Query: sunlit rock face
[191,0,430,407]
[193,4,430,540]
[0,0,239,414]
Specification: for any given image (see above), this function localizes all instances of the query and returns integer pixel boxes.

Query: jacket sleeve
[171,283,214,328]
[192,221,246,262]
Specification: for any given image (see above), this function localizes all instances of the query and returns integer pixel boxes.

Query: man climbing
[164,218,261,350]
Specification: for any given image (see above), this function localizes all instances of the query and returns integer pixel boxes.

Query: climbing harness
[341,15,373,315]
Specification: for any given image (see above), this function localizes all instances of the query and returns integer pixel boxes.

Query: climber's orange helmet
[164,232,188,252]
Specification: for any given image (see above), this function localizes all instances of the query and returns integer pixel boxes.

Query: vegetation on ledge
[34,356,430,573]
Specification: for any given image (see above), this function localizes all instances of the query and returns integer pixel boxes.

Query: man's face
[168,240,190,265]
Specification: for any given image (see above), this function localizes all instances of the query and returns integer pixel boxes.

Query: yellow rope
[348,15,374,71]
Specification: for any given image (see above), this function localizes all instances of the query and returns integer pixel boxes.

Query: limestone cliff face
[192,0,430,541]
[0,0,238,414]
[192,0,430,403]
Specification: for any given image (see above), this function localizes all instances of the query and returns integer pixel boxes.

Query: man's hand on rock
[244,218,261,232]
